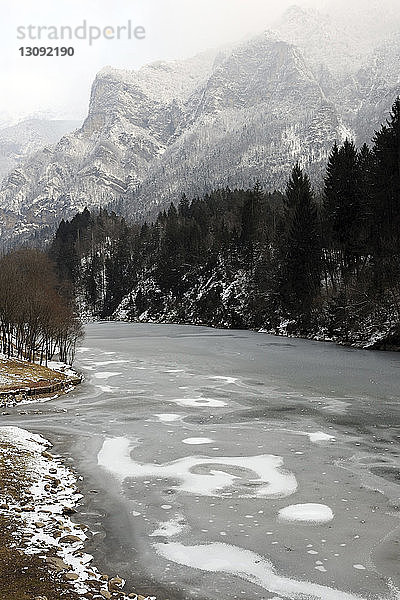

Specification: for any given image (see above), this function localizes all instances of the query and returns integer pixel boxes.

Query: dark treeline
[0,249,83,365]
[49,99,400,348]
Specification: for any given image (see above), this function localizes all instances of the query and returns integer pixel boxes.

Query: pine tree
[157,203,185,293]
[104,226,133,315]
[354,142,374,265]
[370,97,400,255]
[368,97,400,310]
[279,164,321,328]
[240,181,266,272]
[324,139,364,275]
[178,194,190,218]
[241,182,264,244]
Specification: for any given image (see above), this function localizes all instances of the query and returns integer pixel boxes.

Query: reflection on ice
[98,437,297,498]
[320,399,349,414]
[93,360,129,366]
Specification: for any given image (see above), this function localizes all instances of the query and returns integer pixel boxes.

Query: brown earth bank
[0,427,155,600]
[0,357,82,408]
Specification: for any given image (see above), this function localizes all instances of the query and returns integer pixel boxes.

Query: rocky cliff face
[0,52,216,244]
[132,33,349,219]
[0,119,80,181]
[1,4,400,245]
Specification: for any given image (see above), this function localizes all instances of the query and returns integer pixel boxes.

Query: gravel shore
[0,426,155,600]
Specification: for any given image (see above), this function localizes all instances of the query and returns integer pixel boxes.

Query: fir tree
[279,164,321,328]
[370,97,400,255]
[240,181,266,272]
[178,194,190,218]
[368,97,400,309]
[324,139,364,275]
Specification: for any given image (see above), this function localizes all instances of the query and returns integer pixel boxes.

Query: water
[4,322,400,600]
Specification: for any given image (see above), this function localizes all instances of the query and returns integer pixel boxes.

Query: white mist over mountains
[1,0,400,246]
[1,0,400,123]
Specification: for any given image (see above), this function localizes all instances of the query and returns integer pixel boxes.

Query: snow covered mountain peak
[94,51,216,106]
[0,14,400,246]
[274,3,365,75]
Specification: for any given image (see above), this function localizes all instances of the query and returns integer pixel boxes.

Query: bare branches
[0,249,83,365]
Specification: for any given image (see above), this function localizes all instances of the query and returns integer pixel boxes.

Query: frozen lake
[5,322,400,600]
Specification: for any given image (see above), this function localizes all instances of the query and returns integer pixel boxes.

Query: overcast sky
[1,0,338,123]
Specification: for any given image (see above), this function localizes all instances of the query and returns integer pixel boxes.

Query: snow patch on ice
[182,438,214,445]
[94,372,122,379]
[278,429,336,444]
[96,385,119,393]
[150,516,186,537]
[209,376,238,385]
[154,542,377,600]
[170,397,227,408]
[155,413,182,422]
[93,360,128,366]
[307,432,336,443]
[278,504,334,523]
[98,437,297,498]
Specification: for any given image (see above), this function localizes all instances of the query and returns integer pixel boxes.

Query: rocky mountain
[131,32,351,219]
[0,52,216,244]
[1,3,400,245]
[0,119,80,180]
[274,5,365,76]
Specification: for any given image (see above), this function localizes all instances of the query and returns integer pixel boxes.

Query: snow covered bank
[0,426,154,600]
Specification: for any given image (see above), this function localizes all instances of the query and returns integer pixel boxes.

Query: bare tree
[0,249,83,365]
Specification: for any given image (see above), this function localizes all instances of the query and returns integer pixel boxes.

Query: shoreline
[96,316,400,352]
[0,426,154,600]
[0,357,83,409]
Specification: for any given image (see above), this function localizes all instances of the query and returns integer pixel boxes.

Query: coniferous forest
[49,99,400,349]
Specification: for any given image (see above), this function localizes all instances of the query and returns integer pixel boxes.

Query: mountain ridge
[1,5,400,245]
